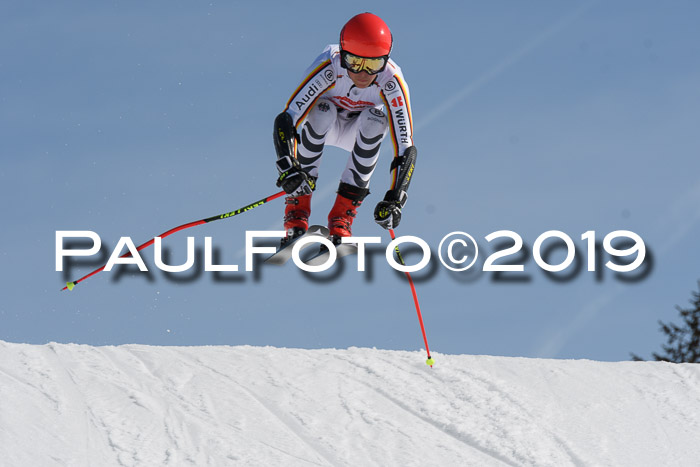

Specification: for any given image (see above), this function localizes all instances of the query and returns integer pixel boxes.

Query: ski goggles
[340,51,388,75]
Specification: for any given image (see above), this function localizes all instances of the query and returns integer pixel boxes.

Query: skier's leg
[296,99,337,179]
[328,108,388,239]
[282,100,337,243]
[339,107,388,189]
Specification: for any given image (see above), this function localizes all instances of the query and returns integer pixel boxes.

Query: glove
[276,156,315,196]
[374,189,407,230]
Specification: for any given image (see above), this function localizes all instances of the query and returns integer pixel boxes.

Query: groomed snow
[1,341,699,466]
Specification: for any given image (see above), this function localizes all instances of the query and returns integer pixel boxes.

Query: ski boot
[327,182,370,245]
[281,194,312,248]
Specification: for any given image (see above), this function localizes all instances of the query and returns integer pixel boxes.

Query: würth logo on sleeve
[394,108,409,144]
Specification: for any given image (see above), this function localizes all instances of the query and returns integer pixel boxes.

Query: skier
[272,12,418,248]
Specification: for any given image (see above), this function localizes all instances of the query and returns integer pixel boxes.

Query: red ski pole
[62,190,286,291]
[389,228,434,367]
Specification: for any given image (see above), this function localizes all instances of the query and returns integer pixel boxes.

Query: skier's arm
[374,145,416,230]
[376,74,416,229]
[273,112,315,196]
[282,47,337,130]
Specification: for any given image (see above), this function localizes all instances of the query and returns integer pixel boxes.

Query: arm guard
[390,145,417,194]
[273,111,297,160]
[385,145,417,206]
[273,111,315,195]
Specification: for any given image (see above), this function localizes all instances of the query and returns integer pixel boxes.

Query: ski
[305,242,358,267]
[265,225,330,265]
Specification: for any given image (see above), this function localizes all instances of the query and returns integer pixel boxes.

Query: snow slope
[1,341,699,466]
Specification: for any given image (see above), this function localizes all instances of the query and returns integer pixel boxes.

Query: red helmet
[340,13,393,58]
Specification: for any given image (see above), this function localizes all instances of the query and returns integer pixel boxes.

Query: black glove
[276,156,315,196]
[374,189,407,230]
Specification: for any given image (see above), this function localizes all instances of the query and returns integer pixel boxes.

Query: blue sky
[2,1,699,361]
